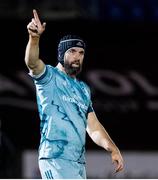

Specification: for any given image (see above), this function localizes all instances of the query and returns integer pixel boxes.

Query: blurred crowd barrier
[0,0,158,21]
[22,150,158,179]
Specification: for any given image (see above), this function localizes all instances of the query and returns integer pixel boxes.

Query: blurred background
[1,0,158,178]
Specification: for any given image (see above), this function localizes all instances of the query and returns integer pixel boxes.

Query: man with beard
[25,9,124,179]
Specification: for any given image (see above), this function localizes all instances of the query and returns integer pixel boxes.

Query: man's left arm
[86,111,124,173]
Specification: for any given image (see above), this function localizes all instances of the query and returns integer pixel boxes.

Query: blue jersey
[31,65,93,163]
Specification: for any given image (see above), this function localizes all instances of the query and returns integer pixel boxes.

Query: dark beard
[64,61,82,76]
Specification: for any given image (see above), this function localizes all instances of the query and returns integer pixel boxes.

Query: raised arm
[86,111,124,173]
[25,9,46,75]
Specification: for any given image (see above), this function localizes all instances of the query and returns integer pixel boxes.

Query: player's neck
[56,63,76,79]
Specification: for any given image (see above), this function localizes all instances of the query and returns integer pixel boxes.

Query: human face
[64,47,85,76]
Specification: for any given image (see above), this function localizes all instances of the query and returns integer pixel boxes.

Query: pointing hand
[27,9,46,37]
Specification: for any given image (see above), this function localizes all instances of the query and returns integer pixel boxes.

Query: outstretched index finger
[33,9,41,25]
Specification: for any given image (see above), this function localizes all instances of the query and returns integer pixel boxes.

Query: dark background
[1,0,158,178]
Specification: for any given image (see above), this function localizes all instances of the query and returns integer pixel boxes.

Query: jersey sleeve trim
[28,65,47,80]
[87,105,94,113]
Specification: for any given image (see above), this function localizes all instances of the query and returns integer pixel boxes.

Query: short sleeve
[88,102,94,113]
[29,65,55,85]
[84,82,94,113]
